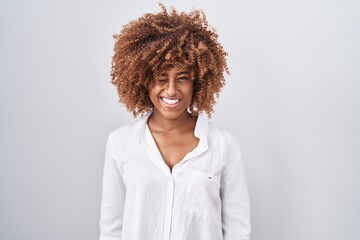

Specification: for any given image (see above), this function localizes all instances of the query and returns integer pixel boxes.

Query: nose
[166,79,177,96]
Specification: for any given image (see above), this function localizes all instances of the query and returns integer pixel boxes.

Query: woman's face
[148,66,194,120]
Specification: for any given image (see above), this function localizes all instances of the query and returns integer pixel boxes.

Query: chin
[156,108,189,120]
[161,111,184,120]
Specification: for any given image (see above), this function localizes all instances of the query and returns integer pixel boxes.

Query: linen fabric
[99,111,251,240]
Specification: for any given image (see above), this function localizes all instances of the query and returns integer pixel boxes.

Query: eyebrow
[159,71,190,76]
[177,71,190,75]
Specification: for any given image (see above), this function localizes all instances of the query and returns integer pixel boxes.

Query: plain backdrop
[1,0,359,239]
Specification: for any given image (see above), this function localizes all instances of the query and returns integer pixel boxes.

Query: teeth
[162,97,179,105]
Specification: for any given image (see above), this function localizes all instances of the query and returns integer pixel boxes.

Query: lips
[160,97,180,107]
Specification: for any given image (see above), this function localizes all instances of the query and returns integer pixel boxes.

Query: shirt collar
[134,110,209,148]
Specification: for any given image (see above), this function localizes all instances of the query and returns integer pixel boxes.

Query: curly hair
[110,3,230,118]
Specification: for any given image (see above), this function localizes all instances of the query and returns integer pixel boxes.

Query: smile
[160,97,180,107]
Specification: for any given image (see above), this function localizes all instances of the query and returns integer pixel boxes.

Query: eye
[178,76,190,81]
[157,79,167,85]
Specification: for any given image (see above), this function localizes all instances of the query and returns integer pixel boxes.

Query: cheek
[186,90,194,100]
[148,86,161,103]
[148,85,157,97]
[148,93,156,104]
[184,85,194,99]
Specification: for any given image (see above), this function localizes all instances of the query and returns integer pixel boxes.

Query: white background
[1,0,359,239]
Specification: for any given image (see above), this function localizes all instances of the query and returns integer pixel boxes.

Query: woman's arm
[99,135,126,240]
[220,139,251,240]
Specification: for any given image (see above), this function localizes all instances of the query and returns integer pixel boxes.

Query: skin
[147,66,200,172]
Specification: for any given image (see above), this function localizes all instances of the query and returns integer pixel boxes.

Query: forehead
[158,66,191,75]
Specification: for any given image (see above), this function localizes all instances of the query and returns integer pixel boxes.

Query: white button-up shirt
[99,111,251,240]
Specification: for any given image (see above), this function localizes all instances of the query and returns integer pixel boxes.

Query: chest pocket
[182,169,221,220]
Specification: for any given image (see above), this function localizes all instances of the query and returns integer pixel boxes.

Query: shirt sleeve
[99,134,126,240]
[220,138,251,240]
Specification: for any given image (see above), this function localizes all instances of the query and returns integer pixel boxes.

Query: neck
[147,110,196,133]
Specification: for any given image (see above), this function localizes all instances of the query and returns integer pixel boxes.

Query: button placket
[163,177,174,240]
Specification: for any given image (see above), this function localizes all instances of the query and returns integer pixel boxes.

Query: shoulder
[207,121,245,168]
[107,117,144,145]
[208,121,242,148]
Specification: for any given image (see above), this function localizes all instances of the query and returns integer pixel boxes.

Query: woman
[100,4,251,240]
